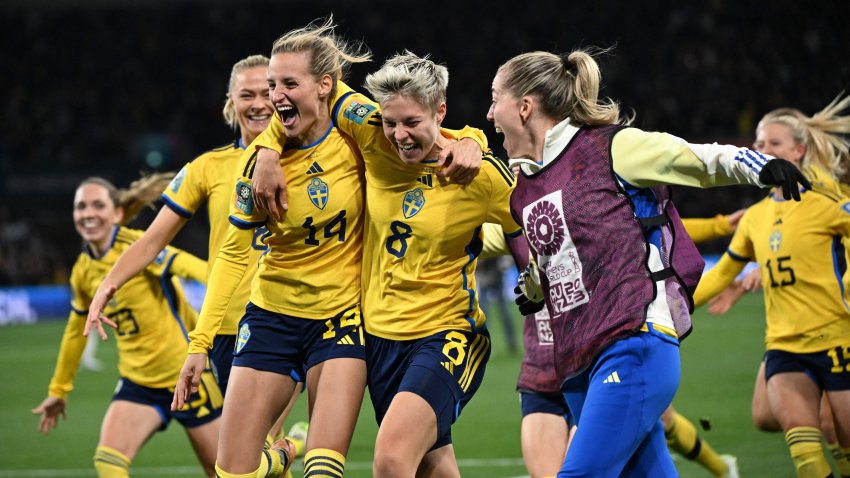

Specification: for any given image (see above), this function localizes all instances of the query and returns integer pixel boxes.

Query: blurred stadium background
[1,0,848,476]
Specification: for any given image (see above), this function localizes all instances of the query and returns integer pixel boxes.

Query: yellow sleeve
[47,267,89,399]
[160,158,207,218]
[252,114,287,154]
[482,156,522,236]
[188,224,254,354]
[828,198,850,238]
[693,253,747,308]
[166,251,208,285]
[187,168,262,353]
[612,128,765,188]
[444,125,489,152]
[480,223,510,259]
[682,215,733,244]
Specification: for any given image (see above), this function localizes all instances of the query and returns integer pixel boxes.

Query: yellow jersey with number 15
[726,189,850,353]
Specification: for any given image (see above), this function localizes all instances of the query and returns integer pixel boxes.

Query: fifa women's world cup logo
[526,201,566,256]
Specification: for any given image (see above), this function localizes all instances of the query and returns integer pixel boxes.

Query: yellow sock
[833,445,850,477]
[257,441,294,478]
[664,412,728,477]
[785,427,832,478]
[214,463,258,478]
[93,446,131,478]
[303,448,346,478]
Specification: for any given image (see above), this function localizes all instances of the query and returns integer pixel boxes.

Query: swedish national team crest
[402,188,426,219]
[307,177,329,210]
[769,230,782,252]
[235,323,251,353]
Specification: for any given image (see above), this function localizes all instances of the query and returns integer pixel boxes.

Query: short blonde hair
[364,51,448,112]
[222,54,270,130]
[497,49,620,126]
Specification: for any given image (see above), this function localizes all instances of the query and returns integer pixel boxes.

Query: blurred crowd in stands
[1,0,847,284]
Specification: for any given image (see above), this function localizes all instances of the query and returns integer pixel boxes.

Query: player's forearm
[47,313,88,399]
[693,254,747,308]
[682,215,733,244]
[187,226,253,353]
[254,118,287,154]
[168,252,208,285]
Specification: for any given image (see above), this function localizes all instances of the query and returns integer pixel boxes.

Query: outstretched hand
[515,258,545,316]
[32,396,66,435]
[758,159,812,201]
[437,138,482,185]
[252,147,287,222]
[84,284,118,340]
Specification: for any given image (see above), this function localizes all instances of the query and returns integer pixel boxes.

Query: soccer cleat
[286,421,309,459]
[720,454,739,478]
[271,438,296,478]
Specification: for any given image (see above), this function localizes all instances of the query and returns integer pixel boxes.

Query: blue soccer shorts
[232,302,364,381]
[112,375,222,430]
[366,328,491,450]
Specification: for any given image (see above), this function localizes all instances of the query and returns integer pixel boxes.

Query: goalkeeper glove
[515,258,545,316]
[758,159,812,201]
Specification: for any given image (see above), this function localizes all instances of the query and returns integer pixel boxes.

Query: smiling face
[487,70,530,160]
[73,183,123,253]
[754,121,805,166]
[268,51,332,146]
[380,94,446,165]
[232,66,273,145]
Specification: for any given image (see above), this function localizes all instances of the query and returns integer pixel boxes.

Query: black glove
[515,285,545,316]
[758,159,812,201]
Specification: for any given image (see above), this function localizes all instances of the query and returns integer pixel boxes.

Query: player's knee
[373,449,413,478]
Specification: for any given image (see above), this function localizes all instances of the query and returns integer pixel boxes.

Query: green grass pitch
[0,294,796,477]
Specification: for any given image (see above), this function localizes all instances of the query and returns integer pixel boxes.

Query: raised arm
[612,128,811,199]
[85,208,188,339]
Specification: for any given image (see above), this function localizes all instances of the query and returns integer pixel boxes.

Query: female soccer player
[696,96,850,478]
[488,49,808,477]
[84,55,306,473]
[172,25,370,478]
[248,28,511,476]
[33,176,221,478]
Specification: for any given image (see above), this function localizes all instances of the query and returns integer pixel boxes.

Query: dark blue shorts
[209,334,235,394]
[366,329,491,450]
[232,302,365,381]
[765,347,850,391]
[519,390,572,425]
[112,376,222,430]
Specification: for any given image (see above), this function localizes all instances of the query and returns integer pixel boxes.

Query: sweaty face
[380,95,445,165]
[73,184,121,252]
[232,66,273,143]
[487,71,527,160]
[754,122,804,166]
[268,51,331,145]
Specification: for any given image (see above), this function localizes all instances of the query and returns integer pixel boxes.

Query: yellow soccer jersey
[362,154,522,340]
[699,189,850,354]
[48,227,204,399]
[188,125,364,353]
[161,139,266,335]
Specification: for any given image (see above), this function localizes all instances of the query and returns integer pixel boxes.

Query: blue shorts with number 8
[366,328,491,449]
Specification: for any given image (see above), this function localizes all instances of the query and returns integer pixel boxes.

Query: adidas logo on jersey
[417,174,433,188]
[602,371,621,384]
[337,336,355,345]
[306,161,324,175]
[774,218,783,225]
